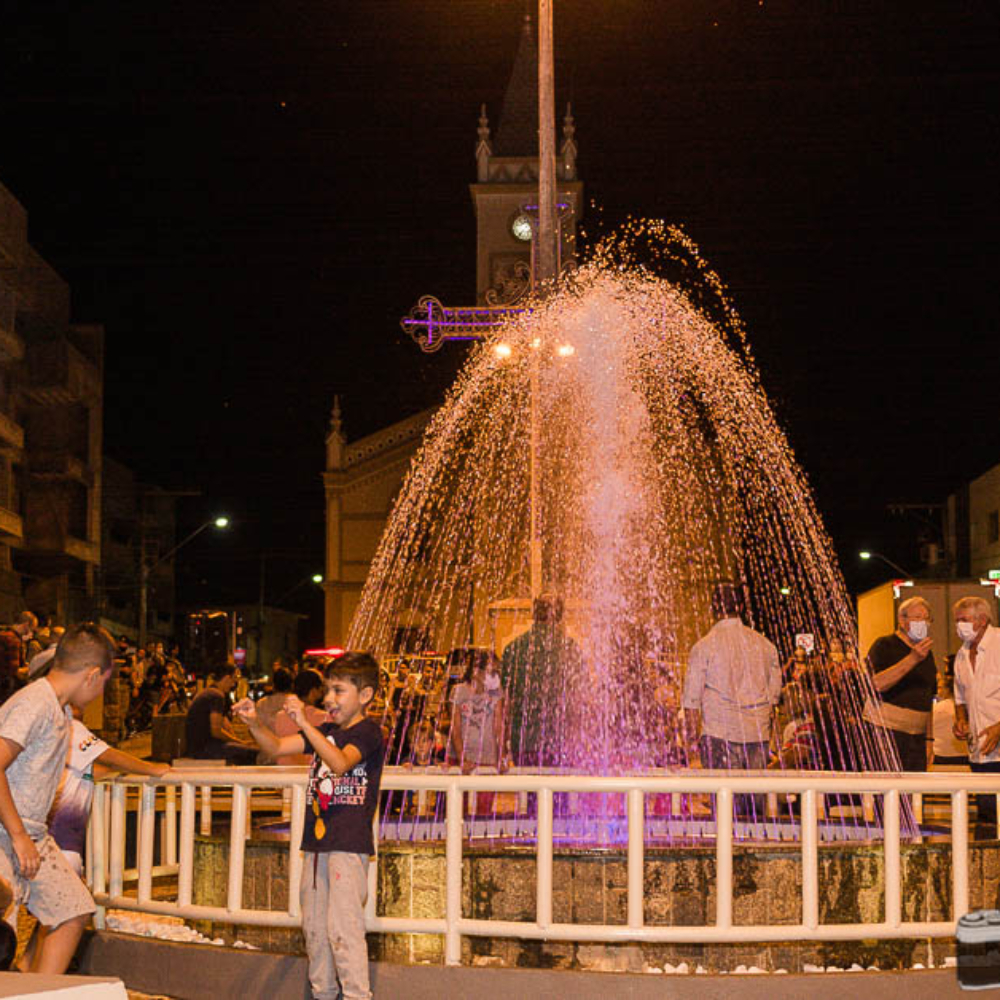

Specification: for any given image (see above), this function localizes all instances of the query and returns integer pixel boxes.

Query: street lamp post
[859,550,913,578]
[529,347,543,598]
[139,516,229,651]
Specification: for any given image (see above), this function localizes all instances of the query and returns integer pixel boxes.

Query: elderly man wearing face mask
[952,596,1000,832]
[862,596,937,771]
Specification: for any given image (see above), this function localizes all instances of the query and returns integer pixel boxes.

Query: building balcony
[0,505,23,543]
[18,530,100,568]
[0,183,27,269]
[23,338,101,406]
[0,409,24,453]
[29,452,92,485]
[17,245,69,330]
[0,276,23,365]
[21,484,100,567]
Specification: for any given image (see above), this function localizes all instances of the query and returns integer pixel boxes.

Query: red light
[304,647,346,658]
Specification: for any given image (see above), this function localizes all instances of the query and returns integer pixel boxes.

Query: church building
[322,16,582,647]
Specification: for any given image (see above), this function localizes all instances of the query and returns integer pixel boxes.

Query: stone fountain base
[191,824,1000,972]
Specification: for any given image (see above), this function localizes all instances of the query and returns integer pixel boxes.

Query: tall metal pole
[528,0,557,602]
[529,352,542,598]
[536,0,558,284]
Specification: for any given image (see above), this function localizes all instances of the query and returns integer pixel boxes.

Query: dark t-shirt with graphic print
[300,718,385,855]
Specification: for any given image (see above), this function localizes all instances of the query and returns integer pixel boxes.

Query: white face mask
[906,620,929,642]
[957,621,979,643]
[484,672,501,692]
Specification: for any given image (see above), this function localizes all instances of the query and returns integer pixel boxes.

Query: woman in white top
[932,667,969,768]
[447,651,504,771]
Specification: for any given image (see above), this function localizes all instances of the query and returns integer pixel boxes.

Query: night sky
[0,1,997,644]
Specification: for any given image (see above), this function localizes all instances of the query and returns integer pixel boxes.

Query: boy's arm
[285,698,361,775]
[233,699,304,758]
[0,738,39,878]
[96,746,170,778]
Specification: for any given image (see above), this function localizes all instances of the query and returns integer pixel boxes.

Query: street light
[139,515,230,650]
[272,573,325,607]
[859,550,912,578]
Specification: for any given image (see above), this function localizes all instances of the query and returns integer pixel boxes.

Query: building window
[989,510,1000,545]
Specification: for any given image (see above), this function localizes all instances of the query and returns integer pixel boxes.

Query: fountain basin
[191,821,1000,972]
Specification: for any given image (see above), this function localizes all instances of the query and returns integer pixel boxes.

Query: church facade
[322,16,583,647]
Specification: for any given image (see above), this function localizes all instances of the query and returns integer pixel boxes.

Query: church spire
[326,395,346,471]
[475,104,492,182]
[493,12,538,157]
[560,103,578,180]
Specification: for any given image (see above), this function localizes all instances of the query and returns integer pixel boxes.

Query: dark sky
[0,1,997,640]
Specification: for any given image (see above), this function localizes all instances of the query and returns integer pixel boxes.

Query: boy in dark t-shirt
[236,652,384,1000]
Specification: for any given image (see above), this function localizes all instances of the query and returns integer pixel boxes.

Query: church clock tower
[471,15,583,304]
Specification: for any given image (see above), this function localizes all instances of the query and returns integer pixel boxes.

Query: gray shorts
[0,833,95,929]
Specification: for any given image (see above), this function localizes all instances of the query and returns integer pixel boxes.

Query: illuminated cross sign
[989,569,1000,581]
[400,295,526,353]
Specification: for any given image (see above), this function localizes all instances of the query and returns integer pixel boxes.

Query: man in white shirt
[683,583,781,818]
[952,596,1000,833]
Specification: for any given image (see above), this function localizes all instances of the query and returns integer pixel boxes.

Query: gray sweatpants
[300,851,371,1000]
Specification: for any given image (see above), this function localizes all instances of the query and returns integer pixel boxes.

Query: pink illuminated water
[350,233,898,832]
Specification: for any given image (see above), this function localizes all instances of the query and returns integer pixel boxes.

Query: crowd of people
[0,589,996,996]
[0,620,386,1000]
[681,586,1000,833]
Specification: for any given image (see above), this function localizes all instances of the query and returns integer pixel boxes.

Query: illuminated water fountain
[350,236,899,847]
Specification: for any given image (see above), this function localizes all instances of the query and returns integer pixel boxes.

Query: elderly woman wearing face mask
[862,596,937,771]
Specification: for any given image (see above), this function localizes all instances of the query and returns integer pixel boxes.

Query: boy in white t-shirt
[50,714,169,874]
[19,704,167,971]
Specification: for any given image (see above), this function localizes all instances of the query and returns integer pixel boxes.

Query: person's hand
[910,637,933,659]
[12,832,39,880]
[283,695,306,728]
[980,722,1000,757]
[232,698,257,723]
[151,763,170,778]
[953,715,970,740]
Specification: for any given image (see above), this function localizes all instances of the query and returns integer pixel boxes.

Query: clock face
[511,214,533,242]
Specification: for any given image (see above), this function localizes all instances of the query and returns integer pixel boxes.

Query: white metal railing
[88,768,1000,965]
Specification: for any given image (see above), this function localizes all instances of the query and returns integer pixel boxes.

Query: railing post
[953,788,969,920]
[537,787,554,931]
[801,788,819,930]
[109,783,126,900]
[444,781,463,965]
[137,783,156,904]
[90,783,107,929]
[884,788,901,930]
[200,784,212,836]
[177,782,195,907]
[165,785,177,866]
[288,782,306,920]
[715,787,732,930]
[227,784,248,913]
[627,787,644,930]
